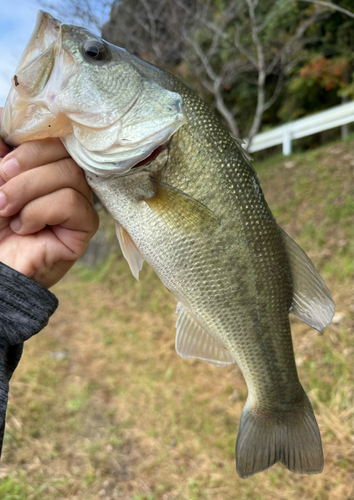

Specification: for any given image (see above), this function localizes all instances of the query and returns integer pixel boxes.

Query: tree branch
[266,7,328,74]
[300,0,354,19]
[245,0,267,142]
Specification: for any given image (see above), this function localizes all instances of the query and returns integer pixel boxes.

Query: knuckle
[15,174,32,202]
[10,140,43,171]
[57,158,84,185]
[14,138,63,170]
[24,140,44,165]
[62,188,99,234]
[18,201,37,229]
[61,187,82,208]
[1,175,28,213]
[17,173,30,193]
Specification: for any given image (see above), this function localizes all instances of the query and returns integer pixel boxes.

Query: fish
[1,11,335,479]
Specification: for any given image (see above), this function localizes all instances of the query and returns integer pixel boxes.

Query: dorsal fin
[115,221,144,281]
[280,228,335,332]
[229,134,258,177]
[175,302,235,367]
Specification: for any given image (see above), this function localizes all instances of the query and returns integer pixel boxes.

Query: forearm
[0,261,58,344]
[0,261,58,456]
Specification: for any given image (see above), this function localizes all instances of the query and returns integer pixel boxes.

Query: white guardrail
[246,101,354,155]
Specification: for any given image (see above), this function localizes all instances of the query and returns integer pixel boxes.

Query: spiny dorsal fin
[280,228,335,332]
[115,221,144,281]
[229,134,258,177]
[175,302,235,367]
[145,179,220,236]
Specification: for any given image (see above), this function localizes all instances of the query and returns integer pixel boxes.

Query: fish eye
[83,40,110,62]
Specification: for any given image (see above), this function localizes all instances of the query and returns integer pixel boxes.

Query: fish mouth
[0,11,68,146]
[126,142,169,175]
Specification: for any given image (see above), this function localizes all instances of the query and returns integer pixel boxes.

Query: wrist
[0,256,36,283]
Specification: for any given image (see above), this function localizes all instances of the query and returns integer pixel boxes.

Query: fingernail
[10,217,21,231]
[0,192,6,211]
[2,158,20,178]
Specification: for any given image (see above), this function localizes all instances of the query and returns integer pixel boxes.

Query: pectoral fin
[175,302,235,366]
[115,222,144,281]
[280,228,335,331]
[145,179,220,235]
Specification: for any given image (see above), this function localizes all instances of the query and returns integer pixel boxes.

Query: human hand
[0,107,99,288]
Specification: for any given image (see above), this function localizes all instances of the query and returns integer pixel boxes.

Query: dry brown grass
[1,138,353,499]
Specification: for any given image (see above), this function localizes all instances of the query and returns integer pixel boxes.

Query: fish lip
[23,11,61,59]
[0,11,62,144]
[16,11,62,84]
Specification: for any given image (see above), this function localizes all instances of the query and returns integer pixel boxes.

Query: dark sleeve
[0,262,58,457]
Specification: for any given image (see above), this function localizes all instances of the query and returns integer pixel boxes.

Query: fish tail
[235,393,323,478]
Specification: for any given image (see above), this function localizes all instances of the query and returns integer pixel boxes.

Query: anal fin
[175,302,235,367]
[115,221,144,281]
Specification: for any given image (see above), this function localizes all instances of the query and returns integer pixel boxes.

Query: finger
[0,108,12,159]
[0,173,5,187]
[0,139,12,159]
[0,214,11,234]
[10,188,99,243]
[0,138,70,179]
[0,158,93,217]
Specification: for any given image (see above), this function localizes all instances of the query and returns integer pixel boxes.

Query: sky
[0,0,109,106]
[0,1,43,105]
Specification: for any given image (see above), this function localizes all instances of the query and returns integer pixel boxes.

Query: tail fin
[236,394,323,479]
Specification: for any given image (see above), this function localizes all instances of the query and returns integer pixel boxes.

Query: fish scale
[162,79,297,396]
[1,11,334,479]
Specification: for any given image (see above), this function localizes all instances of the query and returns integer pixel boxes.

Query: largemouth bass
[1,11,334,479]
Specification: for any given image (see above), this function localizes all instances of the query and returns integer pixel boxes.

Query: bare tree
[235,0,329,146]
[102,0,331,147]
[42,0,333,147]
[301,0,354,19]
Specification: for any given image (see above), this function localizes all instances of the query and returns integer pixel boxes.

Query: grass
[1,137,353,499]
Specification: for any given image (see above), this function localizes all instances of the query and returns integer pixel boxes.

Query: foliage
[277,0,354,122]
[101,0,353,142]
[42,0,354,144]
